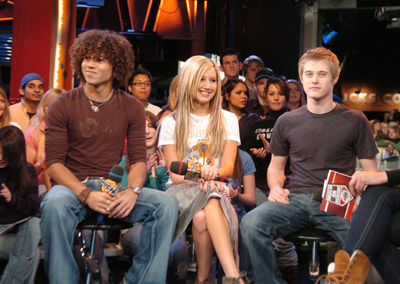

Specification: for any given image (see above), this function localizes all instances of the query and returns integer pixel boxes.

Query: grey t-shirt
[269,104,378,194]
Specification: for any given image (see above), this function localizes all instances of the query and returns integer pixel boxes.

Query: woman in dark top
[243,77,291,192]
[338,169,400,283]
[222,79,259,148]
[0,125,40,284]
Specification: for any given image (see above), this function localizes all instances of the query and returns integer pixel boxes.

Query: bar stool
[285,228,335,281]
[76,216,133,284]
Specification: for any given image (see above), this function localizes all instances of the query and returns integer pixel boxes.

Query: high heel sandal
[222,271,250,284]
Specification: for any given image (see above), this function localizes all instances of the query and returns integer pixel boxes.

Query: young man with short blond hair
[240,47,378,284]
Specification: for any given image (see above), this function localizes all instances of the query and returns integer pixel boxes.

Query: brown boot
[315,250,350,284]
[342,250,370,284]
[222,271,250,284]
[195,275,216,284]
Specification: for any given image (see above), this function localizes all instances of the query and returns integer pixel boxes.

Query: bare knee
[193,209,207,233]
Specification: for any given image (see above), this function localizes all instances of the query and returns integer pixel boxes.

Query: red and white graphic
[320,170,359,220]
[325,184,354,207]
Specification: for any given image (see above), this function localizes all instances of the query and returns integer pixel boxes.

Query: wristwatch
[78,187,93,204]
[126,185,141,195]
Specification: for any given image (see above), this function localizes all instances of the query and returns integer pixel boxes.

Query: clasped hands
[198,164,224,193]
[85,188,137,219]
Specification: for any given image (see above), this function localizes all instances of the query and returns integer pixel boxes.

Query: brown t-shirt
[45,87,146,181]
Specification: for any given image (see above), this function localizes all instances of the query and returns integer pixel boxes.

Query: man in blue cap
[9,73,44,132]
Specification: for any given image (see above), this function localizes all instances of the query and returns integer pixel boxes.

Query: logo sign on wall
[342,86,400,111]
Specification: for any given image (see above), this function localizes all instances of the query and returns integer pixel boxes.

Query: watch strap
[78,187,92,204]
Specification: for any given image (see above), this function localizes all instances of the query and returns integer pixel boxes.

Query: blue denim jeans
[344,185,400,283]
[240,193,350,284]
[40,184,178,284]
[0,217,41,284]
[120,223,188,283]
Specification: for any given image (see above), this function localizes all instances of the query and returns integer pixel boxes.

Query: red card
[320,170,358,220]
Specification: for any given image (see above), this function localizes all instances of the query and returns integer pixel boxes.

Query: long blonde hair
[29,88,64,129]
[0,87,11,127]
[173,55,226,160]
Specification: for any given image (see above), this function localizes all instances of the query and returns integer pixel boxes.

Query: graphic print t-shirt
[158,110,240,178]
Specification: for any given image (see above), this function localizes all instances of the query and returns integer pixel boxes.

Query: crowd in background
[0,30,398,284]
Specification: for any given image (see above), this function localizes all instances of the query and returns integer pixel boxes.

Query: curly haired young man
[40,30,178,284]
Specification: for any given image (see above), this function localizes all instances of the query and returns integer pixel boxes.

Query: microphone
[100,164,124,196]
[97,164,124,222]
[170,161,232,183]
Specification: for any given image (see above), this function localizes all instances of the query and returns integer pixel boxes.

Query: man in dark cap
[245,67,275,118]
[9,73,44,132]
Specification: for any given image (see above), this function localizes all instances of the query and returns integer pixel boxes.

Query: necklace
[85,87,114,112]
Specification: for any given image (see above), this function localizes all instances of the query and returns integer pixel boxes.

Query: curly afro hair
[70,29,135,88]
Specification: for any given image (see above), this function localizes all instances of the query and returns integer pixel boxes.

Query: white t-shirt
[158,110,240,168]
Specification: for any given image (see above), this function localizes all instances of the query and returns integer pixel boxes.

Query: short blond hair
[298,47,340,79]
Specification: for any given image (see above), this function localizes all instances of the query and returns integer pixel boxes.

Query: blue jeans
[344,185,400,283]
[120,224,188,283]
[0,217,41,284]
[40,184,178,284]
[240,193,350,284]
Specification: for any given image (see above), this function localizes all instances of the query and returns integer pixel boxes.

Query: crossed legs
[192,198,242,283]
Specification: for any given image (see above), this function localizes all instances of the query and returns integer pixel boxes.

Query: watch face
[130,185,141,194]
[134,186,141,193]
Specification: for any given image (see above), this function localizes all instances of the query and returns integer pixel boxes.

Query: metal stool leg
[309,241,320,280]
[86,229,103,284]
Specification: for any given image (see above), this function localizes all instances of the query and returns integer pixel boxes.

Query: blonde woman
[0,87,11,128]
[158,74,179,120]
[24,88,64,192]
[159,55,249,284]
[0,87,21,129]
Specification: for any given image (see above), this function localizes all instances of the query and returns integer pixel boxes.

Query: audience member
[388,120,398,129]
[40,29,178,284]
[119,111,188,284]
[0,87,19,129]
[159,55,249,284]
[219,48,243,85]
[227,149,256,281]
[128,65,162,116]
[370,119,385,140]
[0,125,40,284]
[387,125,400,141]
[120,111,169,191]
[380,121,389,137]
[159,75,179,120]
[245,67,275,118]
[9,73,44,133]
[388,108,400,122]
[240,47,378,284]
[377,125,400,156]
[242,55,264,99]
[286,79,305,110]
[24,88,64,194]
[243,77,291,192]
[222,78,259,148]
